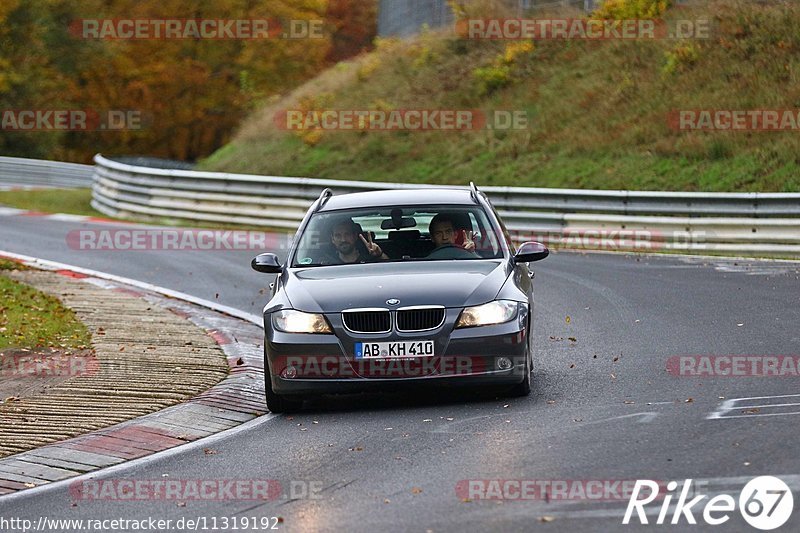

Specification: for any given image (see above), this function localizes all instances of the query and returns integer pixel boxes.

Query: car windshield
[291,205,504,267]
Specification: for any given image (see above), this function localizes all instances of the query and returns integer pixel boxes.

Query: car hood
[284,260,510,313]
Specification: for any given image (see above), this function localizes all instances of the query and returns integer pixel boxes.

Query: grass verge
[201,0,800,192]
[0,261,91,351]
[0,189,103,217]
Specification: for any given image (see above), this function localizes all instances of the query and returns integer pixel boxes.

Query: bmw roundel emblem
[386,298,400,306]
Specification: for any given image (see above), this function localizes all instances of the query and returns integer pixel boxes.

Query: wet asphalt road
[1,213,800,532]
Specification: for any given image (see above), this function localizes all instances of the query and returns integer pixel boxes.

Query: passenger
[325,219,389,264]
[428,213,476,252]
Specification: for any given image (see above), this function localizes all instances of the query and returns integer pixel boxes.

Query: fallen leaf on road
[685,398,694,403]
[568,337,577,342]
[565,316,571,324]
[203,448,217,455]
[539,516,555,523]
[411,487,423,494]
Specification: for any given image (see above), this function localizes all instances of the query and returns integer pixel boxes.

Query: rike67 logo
[623,476,793,530]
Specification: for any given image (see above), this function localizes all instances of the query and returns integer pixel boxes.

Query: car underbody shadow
[292,375,553,414]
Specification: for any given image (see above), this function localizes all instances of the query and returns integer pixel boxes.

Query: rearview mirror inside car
[251,253,282,273]
[381,217,416,230]
[514,242,549,263]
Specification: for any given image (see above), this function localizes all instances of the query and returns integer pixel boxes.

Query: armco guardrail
[91,154,800,257]
[0,156,93,189]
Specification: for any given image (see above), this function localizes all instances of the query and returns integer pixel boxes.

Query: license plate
[355,340,435,359]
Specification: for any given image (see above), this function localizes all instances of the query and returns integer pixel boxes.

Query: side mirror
[251,253,282,273]
[514,241,549,263]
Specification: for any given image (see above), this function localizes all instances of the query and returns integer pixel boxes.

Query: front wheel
[264,363,303,413]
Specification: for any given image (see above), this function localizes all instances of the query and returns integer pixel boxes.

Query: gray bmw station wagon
[252,184,548,412]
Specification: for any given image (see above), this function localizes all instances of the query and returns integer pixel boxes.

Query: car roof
[319,188,478,212]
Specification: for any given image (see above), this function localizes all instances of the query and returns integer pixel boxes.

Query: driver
[428,213,476,252]
[324,219,389,264]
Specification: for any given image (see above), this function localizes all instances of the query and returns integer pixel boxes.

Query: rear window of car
[291,205,503,267]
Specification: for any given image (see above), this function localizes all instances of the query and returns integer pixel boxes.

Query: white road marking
[583,412,659,425]
[708,394,800,420]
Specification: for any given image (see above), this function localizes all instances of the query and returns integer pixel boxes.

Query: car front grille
[342,310,391,333]
[396,307,445,332]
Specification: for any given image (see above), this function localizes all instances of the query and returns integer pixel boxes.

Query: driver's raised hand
[461,230,476,252]
[359,233,384,257]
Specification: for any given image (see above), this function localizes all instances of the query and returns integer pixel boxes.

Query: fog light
[496,357,513,371]
[281,365,297,379]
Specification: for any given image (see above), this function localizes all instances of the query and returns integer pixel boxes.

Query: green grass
[0,264,91,350]
[0,189,103,217]
[200,0,800,192]
[0,259,27,271]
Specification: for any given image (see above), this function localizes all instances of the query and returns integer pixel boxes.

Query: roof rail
[469,182,479,202]
[315,188,333,212]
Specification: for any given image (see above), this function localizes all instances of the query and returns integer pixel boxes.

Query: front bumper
[264,306,530,396]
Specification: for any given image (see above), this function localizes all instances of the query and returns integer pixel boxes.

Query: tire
[264,363,303,413]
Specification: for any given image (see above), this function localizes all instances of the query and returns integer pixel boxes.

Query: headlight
[455,300,518,328]
[273,310,332,334]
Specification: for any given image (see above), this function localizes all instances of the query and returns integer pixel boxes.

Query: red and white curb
[0,251,268,497]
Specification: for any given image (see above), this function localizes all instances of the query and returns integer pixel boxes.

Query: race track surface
[1,214,799,532]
